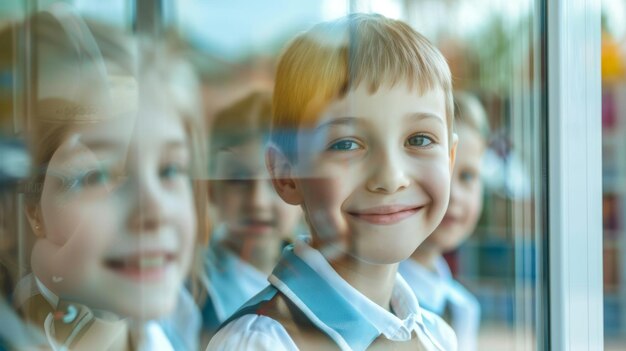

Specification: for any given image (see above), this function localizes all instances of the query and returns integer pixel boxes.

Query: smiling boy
[207,13,458,351]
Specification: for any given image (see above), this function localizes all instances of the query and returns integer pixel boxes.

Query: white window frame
[547,0,603,349]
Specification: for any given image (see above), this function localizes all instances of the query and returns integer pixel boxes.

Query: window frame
[547,0,604,349]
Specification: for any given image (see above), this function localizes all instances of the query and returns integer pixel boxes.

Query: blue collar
[270,247,380,351]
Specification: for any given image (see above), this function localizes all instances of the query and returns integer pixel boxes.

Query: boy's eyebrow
[314,116,360,131]
[406,112,445,124]
[314,113,444,131]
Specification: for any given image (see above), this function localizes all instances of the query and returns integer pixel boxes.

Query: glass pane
[0,0,548,350]
[404,1,546,349]
[176,0,547,349]
[602,1,626,349]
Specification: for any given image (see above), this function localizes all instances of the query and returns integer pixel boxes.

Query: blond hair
[453,91,490,141]
[272,13,453,160]
[209,91,272,175]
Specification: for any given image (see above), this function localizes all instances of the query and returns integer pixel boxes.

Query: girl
[13,6,207,350]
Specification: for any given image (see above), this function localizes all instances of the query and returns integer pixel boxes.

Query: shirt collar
[203,242,269,321]
[398,258,450,314]
[140,321,174,351]
[269,241,440,350]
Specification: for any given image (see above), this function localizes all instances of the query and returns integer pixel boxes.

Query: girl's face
[425,125,485,252]
[29,103,196,321]
[211,138,302,249]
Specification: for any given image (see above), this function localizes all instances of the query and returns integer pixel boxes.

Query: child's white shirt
[398,257,480,351]
[207,241,457,351]
[202,241,269,323]
[19,276,178,351]
[141,321,175,351]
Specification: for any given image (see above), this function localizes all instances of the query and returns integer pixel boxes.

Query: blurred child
[201,91,302,335]
[0,140,46,350]
[208,13,458,351]
[12,6,207,350]
[399,92,489,351]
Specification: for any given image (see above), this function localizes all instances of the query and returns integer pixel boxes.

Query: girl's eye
[406,135,433,147]
[61,169,112,191]
[328,140,361,151]
[82,169,111,187]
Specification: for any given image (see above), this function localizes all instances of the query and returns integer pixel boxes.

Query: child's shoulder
[207,312,295,351]
[207,293,333,351]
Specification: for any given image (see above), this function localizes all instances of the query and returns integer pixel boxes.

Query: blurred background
[0,0,622,350]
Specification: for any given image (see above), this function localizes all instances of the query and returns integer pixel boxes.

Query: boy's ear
[25,204,45,238]
[449,132,458,174]
[266,145,303,205]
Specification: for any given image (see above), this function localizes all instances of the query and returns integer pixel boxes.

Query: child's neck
[318,247,397,311]
[223,236,281,275]
[410,244,442,272]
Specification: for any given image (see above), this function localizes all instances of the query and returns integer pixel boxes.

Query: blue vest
[219,247,381,351]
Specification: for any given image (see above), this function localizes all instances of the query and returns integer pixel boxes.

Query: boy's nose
[365,151,410,194]
[248,179,274,209]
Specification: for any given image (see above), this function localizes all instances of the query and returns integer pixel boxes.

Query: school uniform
[14,274,192,351]
[200,241,269,333]
[398,257,480,351]
[158,286,202,351]
[207,240,457,351]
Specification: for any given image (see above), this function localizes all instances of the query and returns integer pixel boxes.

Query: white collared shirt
[202,242,270,323]
[207,241,457,351]
[399,257,480,351]
[140,321,175,351]
[23,276,178,351]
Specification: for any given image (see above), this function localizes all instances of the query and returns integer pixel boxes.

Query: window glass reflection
[0,1,551,350]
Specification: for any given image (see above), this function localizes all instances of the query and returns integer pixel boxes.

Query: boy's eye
[406,135,433,147]
[460,170,477,183]
[160,163,189,180]
[328,140,361,151]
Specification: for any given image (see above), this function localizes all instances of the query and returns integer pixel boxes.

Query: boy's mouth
[104,252,176,281]
[239,218,276,234]
[347,205,423,225]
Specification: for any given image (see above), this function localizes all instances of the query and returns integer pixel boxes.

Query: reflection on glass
[0,0,552,349]
[207,13,459,350]
[2,3,207,350]
[400,92,489,351]
[201,91,302,339]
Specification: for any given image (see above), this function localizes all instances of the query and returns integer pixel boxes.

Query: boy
[399,92,489,351]
[208,13,458,351]
[202,91,302,335]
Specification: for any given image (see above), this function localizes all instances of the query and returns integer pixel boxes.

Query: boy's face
[278,84,456,264]
[211,138,302,247]
[425,125,485,252]
[29,103,196,321]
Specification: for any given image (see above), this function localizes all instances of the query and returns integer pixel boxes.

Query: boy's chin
[347,243,419,265]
